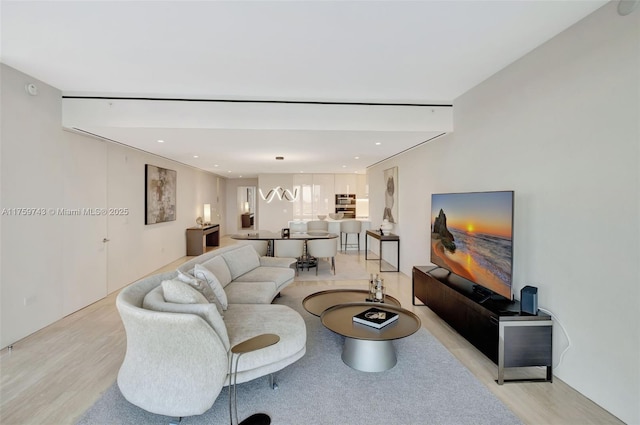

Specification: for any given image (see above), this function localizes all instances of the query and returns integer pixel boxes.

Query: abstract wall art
[145,164,177,224]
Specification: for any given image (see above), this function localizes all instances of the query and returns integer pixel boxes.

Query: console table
[186,224,220,256]
[365,230,399,272]
[413,266,553,384]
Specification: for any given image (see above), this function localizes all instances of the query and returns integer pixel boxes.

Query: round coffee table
[302,289,401,317]
[320,303,421,372]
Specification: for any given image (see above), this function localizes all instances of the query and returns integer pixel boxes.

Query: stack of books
[352,307,399,329]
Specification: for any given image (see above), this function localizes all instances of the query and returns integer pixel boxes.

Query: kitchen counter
[287,219,371,251]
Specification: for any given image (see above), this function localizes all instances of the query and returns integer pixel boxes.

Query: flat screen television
[430,190,514,301]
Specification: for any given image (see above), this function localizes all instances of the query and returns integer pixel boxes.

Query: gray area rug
[77,285,522,425]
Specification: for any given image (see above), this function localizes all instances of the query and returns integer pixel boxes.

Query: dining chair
[238,240,269,257]
[306,238,337,275]
[340,220,362,252]
[273,239,304,275]
[289,221,307,234]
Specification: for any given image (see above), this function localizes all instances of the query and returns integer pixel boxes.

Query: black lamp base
[239,413,271,425]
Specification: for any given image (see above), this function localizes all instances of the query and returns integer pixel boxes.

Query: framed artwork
[145,164,177,224]
[383,166,398,223]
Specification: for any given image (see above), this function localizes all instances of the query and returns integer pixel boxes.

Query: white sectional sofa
[115,244,306,418]
[177,243,296,304]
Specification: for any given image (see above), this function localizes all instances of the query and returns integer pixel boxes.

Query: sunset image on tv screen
[430,191,513,299]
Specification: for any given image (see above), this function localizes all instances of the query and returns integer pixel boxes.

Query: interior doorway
[237,186,256,230]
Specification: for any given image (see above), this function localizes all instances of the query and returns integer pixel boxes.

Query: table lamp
[203,204,211,225]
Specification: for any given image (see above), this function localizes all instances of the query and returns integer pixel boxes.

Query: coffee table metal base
[342,338,397,372]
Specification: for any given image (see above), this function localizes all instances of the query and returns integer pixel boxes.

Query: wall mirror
[237,186,256,230]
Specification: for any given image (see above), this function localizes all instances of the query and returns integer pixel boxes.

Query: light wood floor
[0,238,624,425]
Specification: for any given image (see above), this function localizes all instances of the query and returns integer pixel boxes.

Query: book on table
[352,307,399,329]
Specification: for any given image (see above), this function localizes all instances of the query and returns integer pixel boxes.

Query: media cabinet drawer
[502,323,552,367]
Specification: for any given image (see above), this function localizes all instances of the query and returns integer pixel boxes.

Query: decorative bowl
[380,219,393,234]
[317,214,327,220]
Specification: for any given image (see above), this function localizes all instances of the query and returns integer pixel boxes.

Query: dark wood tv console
[412,266,553,384]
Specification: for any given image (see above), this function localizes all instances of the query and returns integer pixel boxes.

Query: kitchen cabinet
[356,174,368,199]
[334,174,357,195]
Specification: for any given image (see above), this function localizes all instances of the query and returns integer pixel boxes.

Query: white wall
[0,64,223,348]
[1,64,66,347]
[104,143,221,293]
[368,3,639,423]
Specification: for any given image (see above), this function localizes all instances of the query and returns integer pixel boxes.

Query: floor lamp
[229,334,280,425]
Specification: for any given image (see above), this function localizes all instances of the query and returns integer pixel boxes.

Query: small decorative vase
[368,274,377,301]
[380,219,393,235]
[374,277,385,303]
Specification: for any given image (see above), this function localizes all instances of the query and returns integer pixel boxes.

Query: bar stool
[306,220,329,232]
[340,220,362,252]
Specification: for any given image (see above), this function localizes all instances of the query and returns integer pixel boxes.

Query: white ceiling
[1,0,608,178]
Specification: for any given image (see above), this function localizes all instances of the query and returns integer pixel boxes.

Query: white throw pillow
[144,286,230,351]
[161,279,208,304]
[175,270,224,315]
[193,263,229,310]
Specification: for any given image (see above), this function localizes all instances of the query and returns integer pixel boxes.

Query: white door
[62,133,108,315]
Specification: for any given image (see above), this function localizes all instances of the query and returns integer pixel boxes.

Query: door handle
[103,238,110,243]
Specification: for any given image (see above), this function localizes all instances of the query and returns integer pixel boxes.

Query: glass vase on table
[374,277,385,303]
[367,274,377,302]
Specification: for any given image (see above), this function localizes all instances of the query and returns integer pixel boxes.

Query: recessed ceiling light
[214,164,219,167]
[227,171,232,173]
[375,142,381,146]
[354,156,360,159]
[193,155,199,158]
[342,165,347,168]
[157,139,164,143]
[276,156,284,160]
